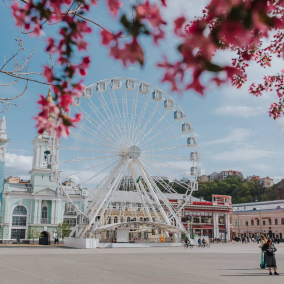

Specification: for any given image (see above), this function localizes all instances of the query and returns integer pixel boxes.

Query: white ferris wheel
[50,78,200,238]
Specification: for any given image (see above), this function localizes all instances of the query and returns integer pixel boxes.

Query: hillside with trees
[192,177,284,204]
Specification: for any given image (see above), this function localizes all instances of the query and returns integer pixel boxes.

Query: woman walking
[259,235,267,269]
[262,239,279,275]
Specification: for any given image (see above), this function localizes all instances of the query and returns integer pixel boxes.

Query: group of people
[197,237,207,247]
[259,235,279,275]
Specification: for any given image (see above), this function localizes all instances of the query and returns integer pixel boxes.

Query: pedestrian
[262,239,279,275]
[260,235,267,269]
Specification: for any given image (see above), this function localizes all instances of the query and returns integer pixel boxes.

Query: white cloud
[202,128,250,146]
[248,163,272,172]
[211,148,275,162]
[214,106,265,118]
[4,153,33,178]
[278,117,284,131]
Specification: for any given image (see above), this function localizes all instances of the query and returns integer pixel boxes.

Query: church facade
[0,114,88,244]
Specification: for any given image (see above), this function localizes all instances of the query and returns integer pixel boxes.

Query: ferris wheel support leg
[141,164,186,232]
[83,159,129,238]
[128,162,153,222]
[88,159,130,238]
[76,161,125,238]
[135,161,172,227]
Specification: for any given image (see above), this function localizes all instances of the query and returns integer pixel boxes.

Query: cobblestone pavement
[0,243,283,284]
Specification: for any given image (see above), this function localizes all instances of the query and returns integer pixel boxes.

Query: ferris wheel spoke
[76,121,120,151]
[141,161,188,189]
[142,153,191,161]
[76,104,120,146]
[121,88,131,144]
[140,161,184,195]
[65,157,119,179]
[141,133,183,151]
[133,95,151,144]
[60,145,117,154]
[80,159,120,185]
[135,99,162,145]
[145,162,190,190]
[130,89,139,144]
[82,98,121,143]
[69,133,119,152]
[143,144,188,153]
[95,91,126,141]
[139,156,191,175]
[60,154,117,164]
[138,110,173,147]
[109,87,129,145]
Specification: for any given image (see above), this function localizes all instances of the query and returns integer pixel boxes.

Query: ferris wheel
[51,78,200,238]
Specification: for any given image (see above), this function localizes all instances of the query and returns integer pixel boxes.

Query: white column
[55,200,59,224]
[226,214,231,241]
[39,146,43,168]
[35,146,40,168]
[57,200,62,224]
[37,200,42,223]
[34,199,38,224]
[5,197,10,223]
[213,213,219,238]
[51,200,55,224]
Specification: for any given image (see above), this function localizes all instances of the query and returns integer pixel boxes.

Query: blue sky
[1,1,284,182]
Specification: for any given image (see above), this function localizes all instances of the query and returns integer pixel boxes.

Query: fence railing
[41,218,51,224]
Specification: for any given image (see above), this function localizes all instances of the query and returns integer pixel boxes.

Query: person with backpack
[259,235,267,269]
[262,239,279,275]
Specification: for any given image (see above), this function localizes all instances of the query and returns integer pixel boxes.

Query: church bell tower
[29,89,59,192]
[0,116,10,202]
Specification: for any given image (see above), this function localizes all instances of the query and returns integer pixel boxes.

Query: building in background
[180,194,232,240]
[259,177,274,188]
[198,175,209,183]
[232,200,284,240]
[201,170,243,182]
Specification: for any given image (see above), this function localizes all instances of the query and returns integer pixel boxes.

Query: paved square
[0,243,283,284]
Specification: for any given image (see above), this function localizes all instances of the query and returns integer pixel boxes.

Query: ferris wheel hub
[128,145,141,159]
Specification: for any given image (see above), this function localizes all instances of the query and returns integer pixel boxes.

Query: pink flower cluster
[10,0,284,135]
[100,0,166,67]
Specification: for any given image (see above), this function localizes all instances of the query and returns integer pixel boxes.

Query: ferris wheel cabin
[164,99,174,109]
[83,87,93,98]
[96,81,106,92]
[126,79,135,90]
[187,137,197,147]
[190,151,200,161]
[174,110,184,120]
[139,83,149,94]
[152,90,162,100]
[111,79,122,89]
[182,123,192,133]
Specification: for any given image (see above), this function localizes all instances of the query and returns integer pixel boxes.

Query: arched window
[132,218,136,222]
[139,217,143,222]
[127,217,131,222]
[43,150,50,168]
[120,217,124,223]
[114,216,118,223]
[12,206,27,227]
[152,218,155,222]
[107,217,111,224]
[42,207,48,218]
[13,206,27,215]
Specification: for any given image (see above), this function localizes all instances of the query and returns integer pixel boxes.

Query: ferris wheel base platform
[64,237,183,249]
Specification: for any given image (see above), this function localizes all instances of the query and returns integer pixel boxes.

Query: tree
[55,221,71,241]
[7,0,284,137]
[27,227,43,243]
